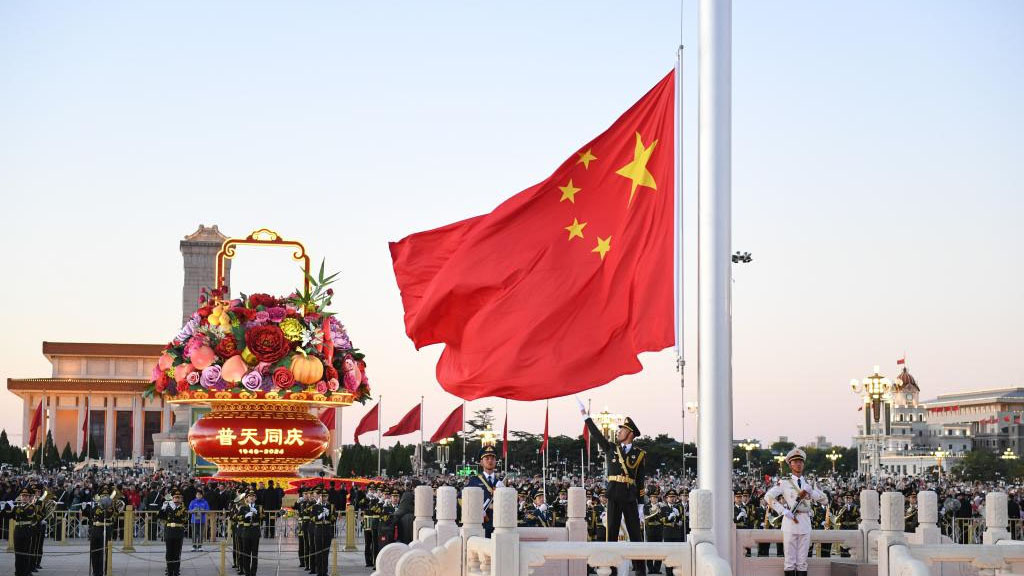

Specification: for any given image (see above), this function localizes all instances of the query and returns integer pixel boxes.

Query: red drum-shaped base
[188,401,330,483]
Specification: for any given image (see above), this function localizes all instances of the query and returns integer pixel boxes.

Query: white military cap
[785,448,807,463]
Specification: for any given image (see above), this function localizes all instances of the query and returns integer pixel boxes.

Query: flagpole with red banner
[462,401,467,467]
[503,399,508,475]
[543,400,549,503]
[420,396,424,475]
[378,395,382,476]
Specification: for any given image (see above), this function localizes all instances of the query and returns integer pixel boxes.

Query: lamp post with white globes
[826,451,841,475]
[851,366,893,477]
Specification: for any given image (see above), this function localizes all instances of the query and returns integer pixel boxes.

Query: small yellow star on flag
[577,149,597,169]
[615,132,658,206]
[559,180,581,203]
[592,236,611,260]
[565,218,587,241]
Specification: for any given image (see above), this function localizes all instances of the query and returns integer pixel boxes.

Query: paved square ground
[0,541,374,576]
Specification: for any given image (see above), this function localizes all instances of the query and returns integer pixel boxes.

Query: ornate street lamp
[479,426,497,448]
[851,365,894,476]
[826,451,841,475]
[1001,448,1018,461]
[773,454,786,474]
[738,441,758,474]
[436,437,452,472]
[932,448,949,477]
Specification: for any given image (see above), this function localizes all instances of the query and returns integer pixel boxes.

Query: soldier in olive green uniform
[159,489,189,576]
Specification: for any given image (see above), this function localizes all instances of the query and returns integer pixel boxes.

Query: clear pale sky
[2,1,1022,449]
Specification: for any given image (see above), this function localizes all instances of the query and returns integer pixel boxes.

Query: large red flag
[319,407,336,430]
[430,404,464,443]
[502,412,508,459]
[353,402,379,445]
[384,403,422,437]
[28,400,43,447]
[390,71,676,401]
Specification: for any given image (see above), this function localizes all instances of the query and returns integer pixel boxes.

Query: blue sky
[1,1,1022,448]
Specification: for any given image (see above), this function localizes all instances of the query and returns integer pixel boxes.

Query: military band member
[231,490,246,573]
[522,491,551,527]
[360,484,383,568]
[31,485,46,572]
[662,489,686,576]
[465,445,504,536]
[734,491,752,528]
[159,489,189,576]
[905,492,919,532]
[644,488,665,574]
[235,491,263,576]
[295,488,309,570]
[578,399,647,576]
[312,486,335,576]
[764,449,828,576]
[13,488,35,576]
[85,486,121,576]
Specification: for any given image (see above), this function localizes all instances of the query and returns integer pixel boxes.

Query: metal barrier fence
[1,507,365,546]
[946,518,1024,544]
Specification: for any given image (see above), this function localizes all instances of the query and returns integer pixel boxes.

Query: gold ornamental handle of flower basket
[215,228,311,296]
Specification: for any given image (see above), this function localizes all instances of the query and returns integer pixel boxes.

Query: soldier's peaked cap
[478,444,497,460]
[785,448,807,462]
[620,417,640,437]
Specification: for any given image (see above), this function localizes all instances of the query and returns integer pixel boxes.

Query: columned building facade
[9,342,167,462]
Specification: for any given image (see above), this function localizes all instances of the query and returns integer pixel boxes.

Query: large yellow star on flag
[577,149,597,169]
[615,132,658,206]
[592,236,611,260]
[559,180,581,203]
[564,218,587,241]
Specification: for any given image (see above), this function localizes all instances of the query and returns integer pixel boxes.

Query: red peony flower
[230,306,252,321]
[248,293,278,308]
[214,335,241,358]
[246,325,291,363]
[197,305,213,318]
[272,367,295,389]
[154,371,169,393]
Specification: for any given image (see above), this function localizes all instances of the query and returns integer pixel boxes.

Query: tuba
[36,490,57,518]
[107,490,126,514]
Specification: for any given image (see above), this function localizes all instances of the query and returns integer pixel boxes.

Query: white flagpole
[420,396,424,475]
[504,398,508,475]
[462,401,467,467]
[675,33,688,459]
[377,396,382,477]
[698,0,734,565]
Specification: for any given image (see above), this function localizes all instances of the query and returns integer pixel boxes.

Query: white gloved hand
[638,504,644,518]
[668,510,679,520]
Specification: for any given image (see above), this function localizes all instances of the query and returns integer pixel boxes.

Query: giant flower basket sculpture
[146,229,370,483]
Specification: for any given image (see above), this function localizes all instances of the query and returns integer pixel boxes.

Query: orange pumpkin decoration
[290,353,324,385]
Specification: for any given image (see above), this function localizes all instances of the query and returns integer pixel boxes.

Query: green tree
[953,450,1004,480]
[42,431,60,469]
[60,442,75,466]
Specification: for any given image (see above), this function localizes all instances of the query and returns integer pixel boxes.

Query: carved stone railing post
[566,487,587,576]
[461,486,484,540]
[859,489,881,562]
[492,487,519,576]
[915,491,941,544]
[413,485,435,540]
[877,492,905,576]
[984,491,1010,545]
[689,489,715,545]
[435,486,459,546]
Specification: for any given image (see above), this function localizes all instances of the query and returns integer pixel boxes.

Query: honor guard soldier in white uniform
[764,448,828,576]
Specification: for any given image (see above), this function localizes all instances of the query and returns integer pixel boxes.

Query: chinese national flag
[353,402,379,445]
[384,403,422,437]
[430,404,464,443]
[390,71,676,400]
[28,400,43,447]
[80,410,89,454]
[583,419,590,454]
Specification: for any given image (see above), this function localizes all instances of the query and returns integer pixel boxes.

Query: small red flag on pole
[28,400,43,447]
[430,404,464,443]
[353,402,380,445]
[502,411,508,459]
[384,403,422,437]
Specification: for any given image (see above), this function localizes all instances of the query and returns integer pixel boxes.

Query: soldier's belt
[166,523,185,528]
[608,475,635,484]
[16,521,34,526]
[241,522,258,527]
[92,522,112,526]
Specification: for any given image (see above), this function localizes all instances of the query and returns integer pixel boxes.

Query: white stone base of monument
[297,462,333,477]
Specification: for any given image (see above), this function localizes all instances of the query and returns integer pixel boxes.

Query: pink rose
[327,378,339,392]
[315,381,328,394]
[186,371,201,386]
